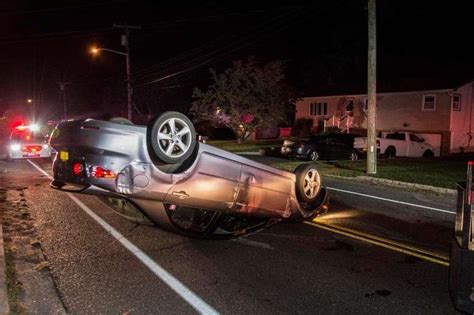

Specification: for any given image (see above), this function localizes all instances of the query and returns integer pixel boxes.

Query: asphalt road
[0,157,460,314]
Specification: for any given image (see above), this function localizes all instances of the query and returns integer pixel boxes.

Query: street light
[27,98,32,103]
[90,47,127,56]
[90,46,133,121]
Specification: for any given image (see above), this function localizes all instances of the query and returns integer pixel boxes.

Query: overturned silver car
[49,112,328,238]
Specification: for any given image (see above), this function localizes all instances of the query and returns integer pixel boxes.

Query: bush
[291,118,313,138]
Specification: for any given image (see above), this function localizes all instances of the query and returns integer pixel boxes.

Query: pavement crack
[145,240,189,253]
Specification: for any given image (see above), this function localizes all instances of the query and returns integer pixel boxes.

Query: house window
[346,100,354,113]
[321,102,327,115]
[452,94,461,111]
[422,95,436,111]
[309,102,327,116]
[310,102,316,115]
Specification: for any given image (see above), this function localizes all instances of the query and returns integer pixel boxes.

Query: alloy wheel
[157,118,192,158]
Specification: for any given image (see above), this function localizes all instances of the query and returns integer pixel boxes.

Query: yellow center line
[304,220,450,267]
[313,219,449,261]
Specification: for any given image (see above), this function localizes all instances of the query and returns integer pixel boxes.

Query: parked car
[281,133,359,161]
[49,112,329,239]
[354,132,435,158]
[5,124,52,160]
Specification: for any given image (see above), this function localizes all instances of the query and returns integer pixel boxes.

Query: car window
[409,134,423,142]
[308,135,323,143]
[333,134,356,145]
[386,133,405,140]
[327,137,344,145]
[10,131,45,142]
[319,137,331,145]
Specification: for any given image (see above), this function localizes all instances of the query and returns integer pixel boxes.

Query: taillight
[73,163,84,175]
[21,145,42,152]
[91,166,116,179]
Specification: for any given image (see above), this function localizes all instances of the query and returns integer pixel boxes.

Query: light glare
[10,144,20,151]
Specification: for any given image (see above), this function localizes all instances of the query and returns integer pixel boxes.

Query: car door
[408,133,424,157]
[316,137,330,159]
[330,137,349,160]
[165,152,240,211]
[386,132,408,156]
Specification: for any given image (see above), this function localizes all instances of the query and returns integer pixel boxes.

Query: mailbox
[450,161,474,313]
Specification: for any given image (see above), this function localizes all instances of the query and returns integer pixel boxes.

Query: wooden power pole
[58,81,71,121]
[113,24,141,122]
[367,0,377,174]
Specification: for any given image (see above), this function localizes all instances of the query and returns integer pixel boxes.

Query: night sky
[0,0,472,123]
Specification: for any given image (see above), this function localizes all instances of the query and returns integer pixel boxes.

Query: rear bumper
[51,155,122,196]
[8,150,51,159]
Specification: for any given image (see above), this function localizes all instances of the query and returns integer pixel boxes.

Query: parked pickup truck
[354,132,435,158]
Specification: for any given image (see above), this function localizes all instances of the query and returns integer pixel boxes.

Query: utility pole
[58,81,71,121]
[113,24,141,122]
[367,0,377,174]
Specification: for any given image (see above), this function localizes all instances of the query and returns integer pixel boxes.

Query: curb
[0,224,10,315]
[325,174,457,195]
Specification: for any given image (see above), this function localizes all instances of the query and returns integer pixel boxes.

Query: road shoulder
[0,223,9,315]
[0,161,66,314]
[326,174,457,195]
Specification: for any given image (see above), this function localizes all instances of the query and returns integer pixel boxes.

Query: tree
[190,58,293,143]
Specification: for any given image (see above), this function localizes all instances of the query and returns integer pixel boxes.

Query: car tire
[307,150,319,161]
[147,111,197,165]
[423,149,434,158]
[109,117,134,125]
[385,146,396,159]
[294,163,322,204]
[349,151,359,161]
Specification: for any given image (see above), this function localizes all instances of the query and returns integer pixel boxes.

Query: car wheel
[294,163,322,204]
[109,117,134,125]
[308,151,319,161]
[385,146,396,159]
[349,151,359,161]
[147,111,197,164]
[423,149,434,158]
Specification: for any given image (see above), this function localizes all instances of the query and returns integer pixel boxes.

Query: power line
[134,8,307,87]
[0,9,275,45]
[0,1,126,15]
[132,8,301,82]
[132,9,298,78]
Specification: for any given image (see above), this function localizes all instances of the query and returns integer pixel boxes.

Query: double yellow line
[304,220,450,267]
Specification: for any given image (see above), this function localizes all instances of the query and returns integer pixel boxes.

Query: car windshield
[10,131,45,142]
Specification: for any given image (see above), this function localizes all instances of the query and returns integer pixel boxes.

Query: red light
[21,146,42,152]
[25,135,31,140]
[73,163,84,175]
[16,125,25,131]
[91,166,116,179]
[94,166,104,177]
